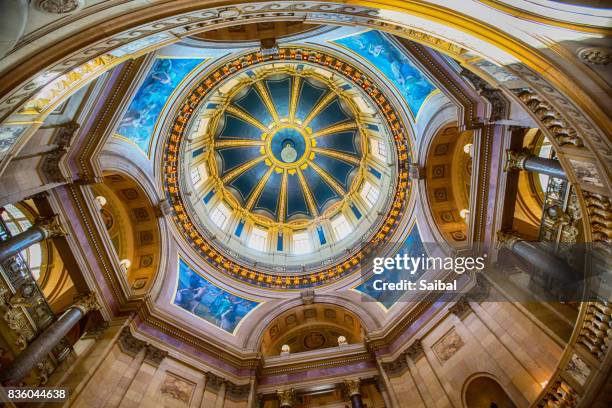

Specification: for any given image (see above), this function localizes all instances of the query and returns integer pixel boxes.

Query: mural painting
[174,259,259,333]
[116,58,202,154]
[334,30,436,117]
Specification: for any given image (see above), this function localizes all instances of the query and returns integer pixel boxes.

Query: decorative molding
[225,381,251,401]
[144,344,167,367]
[461,70,509,122]
[117,326,146,356]
[577,47,611,66]
[35,0,84,14]
[448,296,472,320]
[405,339,424,362]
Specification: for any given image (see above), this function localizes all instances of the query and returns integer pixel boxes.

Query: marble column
[0,216,65,262]
[345,379,364,408]
[505,149,567,180]
[497,231,574,284]
[277,389,295,408]
[0,292,99,384]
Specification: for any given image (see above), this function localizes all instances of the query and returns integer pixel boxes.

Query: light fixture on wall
[459,209,470,219]
[119,258,132,272]
[94,195,107,208]
[463,143,473,157]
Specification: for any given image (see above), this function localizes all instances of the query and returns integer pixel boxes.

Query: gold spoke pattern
[301,92,336,128]
[214,140,264,148]
[226,105,268,131]
[289,76,301,122]
[308,161,347,197]
[254,81,279,123]
[245,166,274,210]
[312,148,360,165]
[221,156,266,183]
[311,121,358,138]
[296,168,319,217]
[278,170,288,223]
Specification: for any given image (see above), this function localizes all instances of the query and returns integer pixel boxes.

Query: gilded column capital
[344,378,362,396]
[496,230,521,249]
[277,389,296,407]
[72,292,100,314]
[118,327,146,356]
[35,215,67,238]
[504,149,529,171]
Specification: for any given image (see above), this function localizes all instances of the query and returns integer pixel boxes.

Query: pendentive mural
[174,258,259,333]
[333,30,436,118]
[116,57,203,154]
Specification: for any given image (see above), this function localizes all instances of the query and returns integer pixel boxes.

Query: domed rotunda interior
[0,1,610,408]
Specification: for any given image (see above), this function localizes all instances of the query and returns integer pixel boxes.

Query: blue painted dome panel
[253,171,282,218]
[301,166,341,213]
[265,77,291,119]
[217,113,262,140]
[217,146,262,175]
[315,130,360,155]
[309,99,352,131]
[233,87,274,127]
[313,154,357,191]
[228,161,269,203]
[286,173,311,220]
[296,80,327,121]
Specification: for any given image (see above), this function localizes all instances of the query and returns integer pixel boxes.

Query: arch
[259,303,364,356]
[422,121,472,248]
[91,170,163,295]
[462,373,518,408]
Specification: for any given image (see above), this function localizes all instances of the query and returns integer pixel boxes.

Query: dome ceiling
[213,72,362,225]
[164,47,414,289]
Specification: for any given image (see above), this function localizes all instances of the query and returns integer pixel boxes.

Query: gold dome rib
[312,148,360,165]
[301,92,336,128]
[254,81,280,123]
[296,168,319,217]
[214,140,265,148]
[311,121,357,138]
[221,156,266,183]
[225,105,268,131]
[289,76,301,122]
[245,166,274,210]
[278,170,288,223]
[308,161,347,197]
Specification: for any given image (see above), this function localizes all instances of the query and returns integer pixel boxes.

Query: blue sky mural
[174,259,258,333]
[334,30,436,117]
[355,224,427,309]
[116,58,202,154]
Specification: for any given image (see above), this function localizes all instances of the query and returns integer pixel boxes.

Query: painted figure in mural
[334,30,436,116]
[116,58,201,153]
[174,260,258,333]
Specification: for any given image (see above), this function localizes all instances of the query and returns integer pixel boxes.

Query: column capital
[144,345,168,367]
[449,296,472,320]
[118,326,146,356]
[72,292,100,314]
[277,389,296,407]
[496,230,521,249]
[504,149,529,171]
[344,378,361,396]
[36,215,67,238]
[405,339,424,362]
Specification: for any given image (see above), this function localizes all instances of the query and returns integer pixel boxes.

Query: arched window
[1,204,43,280]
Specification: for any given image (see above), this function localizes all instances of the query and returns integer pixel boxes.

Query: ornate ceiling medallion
[163,48,412,289]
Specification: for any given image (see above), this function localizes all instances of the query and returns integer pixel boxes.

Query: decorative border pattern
[163,47,411,289]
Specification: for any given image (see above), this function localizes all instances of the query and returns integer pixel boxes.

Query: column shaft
[350,393,364,408]
[0,225,47,262]
[523,156,566,180]
[0,307,83,383]
[512,240,574,284]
